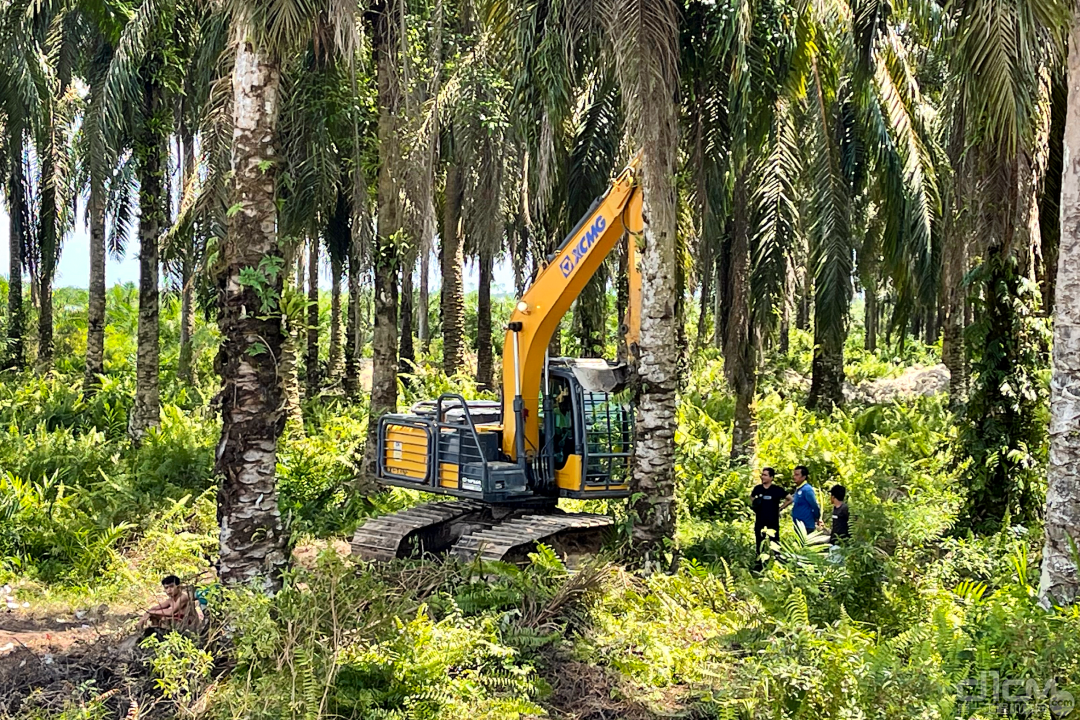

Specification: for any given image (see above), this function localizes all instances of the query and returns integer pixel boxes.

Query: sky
[0,203,518,295]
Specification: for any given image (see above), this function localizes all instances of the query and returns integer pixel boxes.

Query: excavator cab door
[541,361,633,498]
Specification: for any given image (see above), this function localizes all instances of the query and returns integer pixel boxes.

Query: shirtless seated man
[139,575,192,630]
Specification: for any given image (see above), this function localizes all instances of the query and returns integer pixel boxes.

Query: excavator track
[450,512,614,564]
[350,500,489,562]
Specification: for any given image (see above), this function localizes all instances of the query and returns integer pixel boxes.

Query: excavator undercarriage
[350,500,614,564]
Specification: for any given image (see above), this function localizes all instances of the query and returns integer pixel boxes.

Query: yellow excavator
[351,155,644,564]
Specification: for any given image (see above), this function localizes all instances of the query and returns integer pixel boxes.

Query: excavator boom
[501,155,643,460]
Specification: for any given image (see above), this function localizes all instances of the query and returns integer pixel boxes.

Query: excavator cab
[538,359,633,497]
[374,358,633,503]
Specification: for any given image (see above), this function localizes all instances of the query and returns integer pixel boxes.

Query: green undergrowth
[4,292,1078,719]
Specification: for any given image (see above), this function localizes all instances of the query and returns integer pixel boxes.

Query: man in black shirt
[818,484,850,543]
[750,467,785,560]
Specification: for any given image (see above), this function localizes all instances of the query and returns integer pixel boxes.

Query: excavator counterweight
[352,155,643,564]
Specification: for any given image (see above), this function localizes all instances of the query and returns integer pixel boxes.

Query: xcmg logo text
[559,215,607,278]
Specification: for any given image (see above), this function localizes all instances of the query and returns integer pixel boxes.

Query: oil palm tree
[795,0,939,411]
[455,45,511,391]
[93,0,188,439]
[441,157,465,375]
[362,0,407,484]
[942,0,1068,529]
[76,0,132,395]
[4,2,79,372]
[600,0,681,565]
[1041,14,1080,608]
[216,0,356,588]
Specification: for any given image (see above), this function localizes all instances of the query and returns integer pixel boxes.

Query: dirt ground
[0,612,161,719]
[0,610,134,656]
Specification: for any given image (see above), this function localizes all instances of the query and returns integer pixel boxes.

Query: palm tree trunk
[942,215,968,402]
[5,132,26,370]
[399,256,415,372]
[725,172,755,460]
[476,245,494,390]
[616,233,629,362]
[608,0,680,566]
[796,270,810,331]
[306,236,319,393]
[281,243,304,434]
[216,34,288,590]
[441,163,465,375]
[362,0,402,487]
[130,76,165,443]
[418,248,429,351]
[344,249,362,397]
[864,285,877,352]
[36,128,60,372]
[715,230,731,349]
[179,254,196,384]
[84,173,107,394]
[779,256,793,356]
[808,324,844,410]
[329,255,344,382]
[178,130,197,387]
[923,303,937,345]
[296,244,306,288]
[37,279,53,369]
[1040,20,1080,607]
[712,250,723,348]
[1040,75,1066,316]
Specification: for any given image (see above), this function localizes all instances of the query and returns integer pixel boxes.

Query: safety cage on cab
[375,359,634,502]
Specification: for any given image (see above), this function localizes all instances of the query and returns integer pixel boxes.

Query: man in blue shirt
[781,465,820,535]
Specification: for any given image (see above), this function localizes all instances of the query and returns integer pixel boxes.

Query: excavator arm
[501,154,643,461]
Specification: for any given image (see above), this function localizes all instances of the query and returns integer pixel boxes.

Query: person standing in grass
[750,467,785,560]
[817,484,850,543]
[781,465,820,535]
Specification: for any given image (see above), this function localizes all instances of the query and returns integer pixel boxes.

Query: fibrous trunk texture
[84,173,107,393]
[344,249,362,398]
[215,35,288,590]
[178,131,197,387]
[362,0,402,488]
[725,173,755,460]
[1040,21,1080,608]
[808,322,844,411]
[329,255,344,382]
[281,244,304,434]
[609,0,680,567]
[399,256,415,373]
[5,132,26,370]
[476,246,494,390]
[419,248,430,351]
[441,163,465,375]
[131,74,165,443]
[306,236,319,394]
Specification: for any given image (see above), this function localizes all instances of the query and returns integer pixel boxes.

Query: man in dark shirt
[751,467,785,560]
[818,484,850,543]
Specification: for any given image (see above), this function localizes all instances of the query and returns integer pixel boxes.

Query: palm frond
[105,154,138,260]
[806,56,853,344]
[751,98,802,333]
